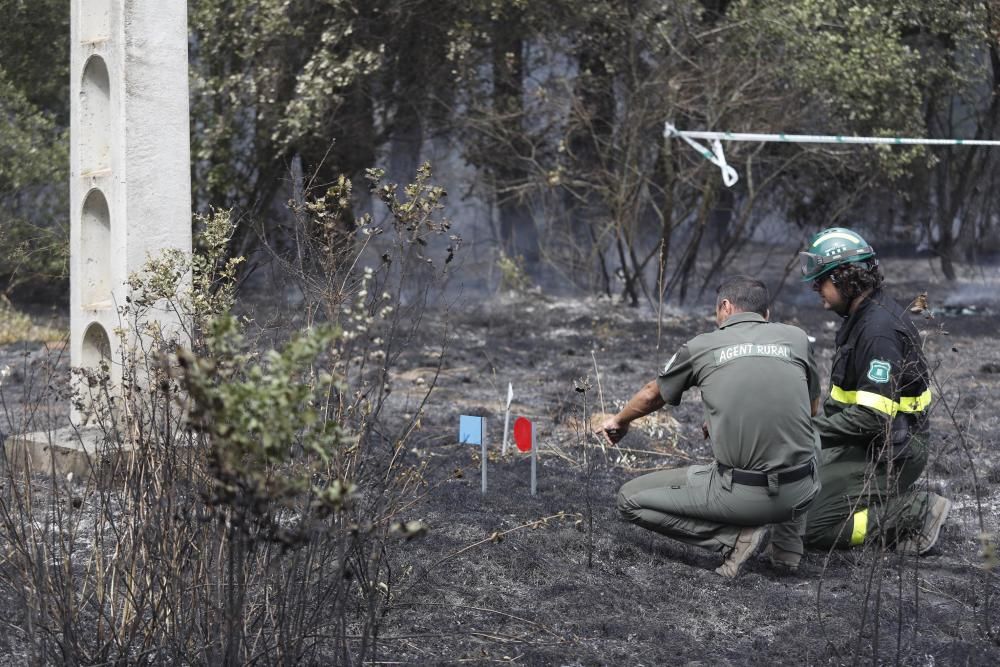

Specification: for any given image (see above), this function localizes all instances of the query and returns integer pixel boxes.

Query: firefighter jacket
[814,289,931,456]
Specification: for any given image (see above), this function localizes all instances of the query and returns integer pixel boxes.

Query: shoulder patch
[867,359,891,384]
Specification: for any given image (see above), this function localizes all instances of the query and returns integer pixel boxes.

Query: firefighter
[769,227,950,570]
[602,276,821,578]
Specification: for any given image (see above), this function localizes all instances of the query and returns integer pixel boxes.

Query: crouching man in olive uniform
[601,276,821,578]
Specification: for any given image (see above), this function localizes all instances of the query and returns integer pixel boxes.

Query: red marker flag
[514,417,533,452]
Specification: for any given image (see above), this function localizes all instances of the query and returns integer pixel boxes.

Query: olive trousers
[792,437,930,550]
[617,462,819,553]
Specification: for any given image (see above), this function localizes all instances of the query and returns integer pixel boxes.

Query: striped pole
[664,123,1000,186]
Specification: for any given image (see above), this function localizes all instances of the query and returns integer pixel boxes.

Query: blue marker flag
[459,415,484,446]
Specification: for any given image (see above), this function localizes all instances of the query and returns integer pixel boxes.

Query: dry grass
[0,298,63,345]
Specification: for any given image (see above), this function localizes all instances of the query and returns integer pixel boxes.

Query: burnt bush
[0,166,455,665]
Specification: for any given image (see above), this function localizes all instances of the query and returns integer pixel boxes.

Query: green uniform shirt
[656,312,821,471]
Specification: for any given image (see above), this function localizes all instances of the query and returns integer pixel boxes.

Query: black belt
[718,460,815,487]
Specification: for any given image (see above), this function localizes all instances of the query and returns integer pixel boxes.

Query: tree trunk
[492,19,538,268]
[564,29,616,290]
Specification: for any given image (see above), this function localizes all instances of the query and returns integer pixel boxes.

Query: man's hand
[588,412,627,445]
[599,415,629,445]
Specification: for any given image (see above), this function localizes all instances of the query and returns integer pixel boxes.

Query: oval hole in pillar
[81,188,111,308]
[81,322,111,369]
[78,322,112,424]
[80,55,111,175]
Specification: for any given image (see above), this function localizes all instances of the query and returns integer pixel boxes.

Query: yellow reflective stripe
[850,508,868,546]
[830,386,896,415]
[852,390,899,416]
[897,388,932,413]
[830,385,931,416]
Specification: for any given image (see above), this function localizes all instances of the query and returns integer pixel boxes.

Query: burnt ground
[365,261,1000,665]
[2,258,1000,664]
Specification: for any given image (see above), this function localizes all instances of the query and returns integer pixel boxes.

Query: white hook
[710,139,739,187]
[664,122,740,187]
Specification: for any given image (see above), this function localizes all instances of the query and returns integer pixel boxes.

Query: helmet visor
[799,246,875,281]
[799,251,833,281]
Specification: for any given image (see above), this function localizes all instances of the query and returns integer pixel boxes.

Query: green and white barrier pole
[664,123,1000,187]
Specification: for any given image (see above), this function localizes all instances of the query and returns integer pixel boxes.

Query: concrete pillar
[70,0,192,424]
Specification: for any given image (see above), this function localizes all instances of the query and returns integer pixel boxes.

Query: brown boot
[897,493,951,555]
[765,544,802,573]
[715,526,769,578]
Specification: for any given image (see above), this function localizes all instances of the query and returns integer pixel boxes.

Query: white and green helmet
[799,227,876,282]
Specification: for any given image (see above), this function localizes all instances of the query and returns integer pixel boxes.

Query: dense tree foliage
[2,0,997,298]
[0,0,69,292]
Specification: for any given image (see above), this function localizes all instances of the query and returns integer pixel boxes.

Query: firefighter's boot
[897,493,951,555]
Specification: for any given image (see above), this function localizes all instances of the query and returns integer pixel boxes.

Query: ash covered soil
[2,259,1000,664]
[369,263,1000,664]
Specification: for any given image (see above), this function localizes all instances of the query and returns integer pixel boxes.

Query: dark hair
[829,259,883,301]
[716,275,769,316]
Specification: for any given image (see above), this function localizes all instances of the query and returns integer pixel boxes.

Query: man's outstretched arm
[600,380,666,444]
